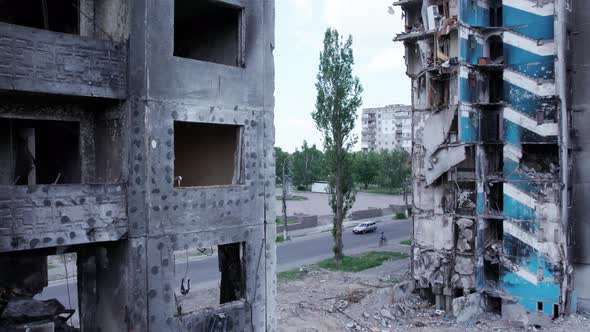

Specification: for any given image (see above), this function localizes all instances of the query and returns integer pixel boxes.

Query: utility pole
[282,161,288,241]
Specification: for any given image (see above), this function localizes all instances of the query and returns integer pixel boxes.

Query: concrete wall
[571,0,590,312]
[125,0,276,330]
[0,22,127,99]
[0,0,276,330]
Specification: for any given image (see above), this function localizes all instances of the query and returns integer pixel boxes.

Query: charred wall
[0,0,276,330]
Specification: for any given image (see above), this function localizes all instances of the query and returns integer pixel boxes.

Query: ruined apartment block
[0,0,276,331]
[395,0,590,322]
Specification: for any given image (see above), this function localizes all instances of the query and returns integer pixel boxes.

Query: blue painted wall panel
[460,37,484,64]
[504,83,558,118]
[504,119,558,145]
[460,112,479,142]
[460,0,490,27]
[505,44,555,79]
[503,194,536,221]
[503,5,554,40]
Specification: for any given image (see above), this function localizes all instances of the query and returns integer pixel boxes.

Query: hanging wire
[62,254,73,325]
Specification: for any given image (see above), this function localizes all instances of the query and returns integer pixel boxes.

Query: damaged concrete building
[395,0,590,322]
[0,0,276,331]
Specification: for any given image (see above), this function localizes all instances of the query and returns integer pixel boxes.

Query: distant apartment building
[361,105,412,152]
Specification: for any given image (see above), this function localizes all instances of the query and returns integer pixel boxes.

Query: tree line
[275,142,411,194]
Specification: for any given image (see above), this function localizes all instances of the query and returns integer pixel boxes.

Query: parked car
[352,221,377,234]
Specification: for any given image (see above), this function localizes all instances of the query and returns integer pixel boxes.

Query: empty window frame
[174,242,245,315]
[0,0,80,34]
[174,0,245,66]
[174,121,243,187]
[0,118,80,185]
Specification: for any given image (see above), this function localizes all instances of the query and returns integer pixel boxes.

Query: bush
[395,212,407,219]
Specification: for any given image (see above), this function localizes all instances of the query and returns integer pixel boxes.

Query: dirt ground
[276,258,590,332]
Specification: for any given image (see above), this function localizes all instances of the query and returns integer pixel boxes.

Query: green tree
[352,151,381,189]
[274,147,290,184]
[291,141,324,189]
[312,28,363,264]
[378,149,411,193]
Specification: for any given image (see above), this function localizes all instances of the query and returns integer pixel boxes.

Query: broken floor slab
[422,106,457,154]
[424,145,467,185]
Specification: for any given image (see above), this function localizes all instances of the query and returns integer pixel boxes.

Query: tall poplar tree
[312,29,363,264]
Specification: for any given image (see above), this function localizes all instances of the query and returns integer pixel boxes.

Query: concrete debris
[380,309,393,320]
[452,293,485,323]
[456,218,474,253]
[391,281,415,303]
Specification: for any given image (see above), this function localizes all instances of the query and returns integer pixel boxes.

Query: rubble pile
[277,259,590,332]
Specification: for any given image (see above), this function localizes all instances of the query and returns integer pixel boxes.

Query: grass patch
[400,239,412,246]
[318,251,408,272]
[276,195,308,201]
[277,268,306,282]
[276,235,285,243]
[276,217,298,224]
[394,212,407,219]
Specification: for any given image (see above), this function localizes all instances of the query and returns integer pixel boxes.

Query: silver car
[352,221,377,234]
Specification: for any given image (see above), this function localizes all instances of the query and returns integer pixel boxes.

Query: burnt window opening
[174,242,245,315]
[174,0,244,66]
[488,1,503,27]
[486,182,503,215]
[432,78,450,108]
[0,118,80,185]
[486,296,502,314]
[488,36,503,63]
[483,219,503,285]
[0,0,79,34]
[489,71,503,103]
[537,301,544,312]
[521,144,559,175]
[483,145,504,176]
[218,242,245,304]
[480,109,502,142]
[173,121,243,187]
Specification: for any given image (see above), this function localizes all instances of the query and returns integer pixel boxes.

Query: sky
[275,0,411,153]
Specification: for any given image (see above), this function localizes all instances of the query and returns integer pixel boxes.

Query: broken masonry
[394,0,590,323]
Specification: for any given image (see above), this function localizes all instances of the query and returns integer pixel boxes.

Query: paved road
[276,191,407,216]
[37,218,411,311]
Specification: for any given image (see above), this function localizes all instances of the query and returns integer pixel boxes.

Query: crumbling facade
[395,0,589,322]
[0,0,276,331]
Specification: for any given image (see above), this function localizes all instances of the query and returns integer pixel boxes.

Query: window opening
[174,242,246,315]
[0,118,80,185]
[0,0,80,34]
[174,121,243,187]
[174,0,244,66]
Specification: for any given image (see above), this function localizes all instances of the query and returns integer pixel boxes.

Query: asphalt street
[37,218,411,312]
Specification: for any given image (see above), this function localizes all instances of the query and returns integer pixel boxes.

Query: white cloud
[362,46,406,73]
[289,0,314,20]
